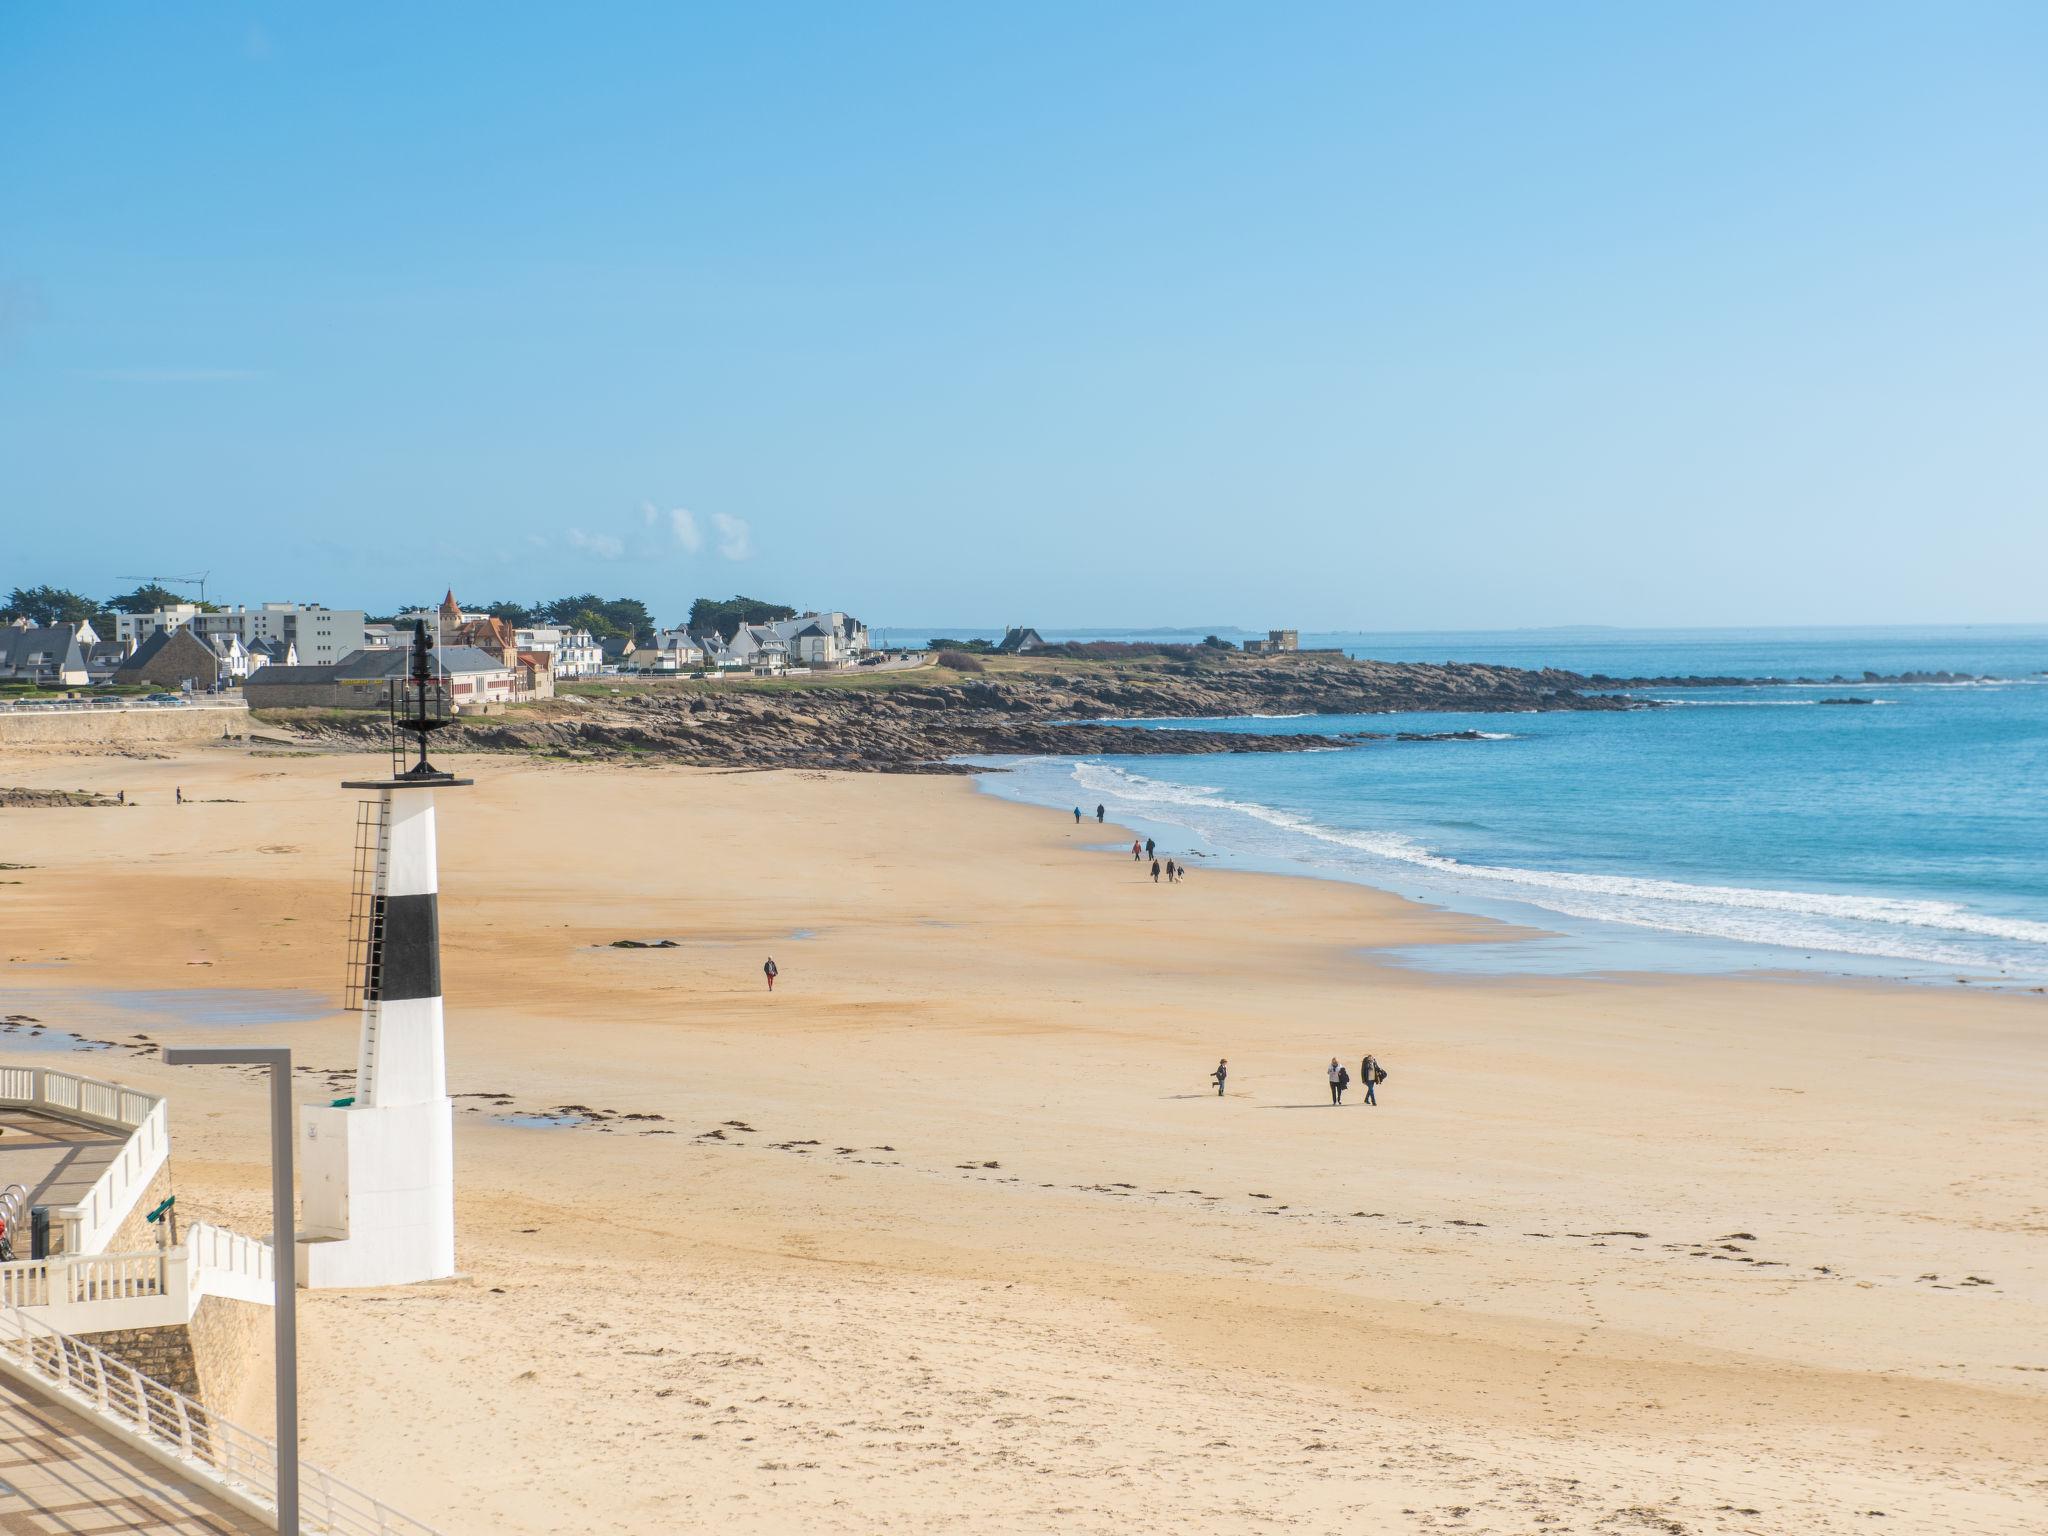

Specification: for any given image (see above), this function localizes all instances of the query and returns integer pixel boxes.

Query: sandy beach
[2,742,2043,1535]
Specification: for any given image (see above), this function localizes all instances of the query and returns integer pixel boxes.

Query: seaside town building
[631,629,707,673]
[114,602,367,666]
[244,644,520,711]
[695,611,870,672]
[1241,628,1300,654]
[995,626,1047,653]
[0,620,95,685]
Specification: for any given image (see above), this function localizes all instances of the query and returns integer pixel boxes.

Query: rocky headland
[251,652,1927,773]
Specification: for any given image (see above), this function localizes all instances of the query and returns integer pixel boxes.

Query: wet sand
[1,745,2043,1534]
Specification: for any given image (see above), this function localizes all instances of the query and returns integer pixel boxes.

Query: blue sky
[3,3,2043,630]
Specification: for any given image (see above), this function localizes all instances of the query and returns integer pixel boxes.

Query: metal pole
[163,1045,298,1536]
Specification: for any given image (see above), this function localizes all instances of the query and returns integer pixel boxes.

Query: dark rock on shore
[263,652,1663,774]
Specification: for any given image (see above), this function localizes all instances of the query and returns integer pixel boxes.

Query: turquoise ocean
[893,626,2048,985]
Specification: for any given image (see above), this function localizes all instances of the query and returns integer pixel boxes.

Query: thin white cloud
[567,528,624,559]
[73,368,264,383]
[668,507,703,553]
[710,511,753,561]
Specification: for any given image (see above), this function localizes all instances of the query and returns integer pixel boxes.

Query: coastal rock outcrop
[260,652,1662,773]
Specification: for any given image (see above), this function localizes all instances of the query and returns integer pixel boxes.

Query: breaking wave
[1059,761,2048,969]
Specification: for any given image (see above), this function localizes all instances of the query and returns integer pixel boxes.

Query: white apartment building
[513,625,605,678]
[554,627,605,677]
[241,604,365,665]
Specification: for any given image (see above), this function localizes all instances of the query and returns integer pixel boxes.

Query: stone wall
[78,1322,201,1399]
[189,1293,274,1425]
[243,680,384,709]
[0,703,248,747]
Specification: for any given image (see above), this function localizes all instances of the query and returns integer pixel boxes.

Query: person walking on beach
[763,956,778,993]
[1096,804,1105,823]
[1150,858,1161,883]
[175,786,183,805]
[1361,1053,1382,1106]
[1165,859,1179,883]
[1132,839,1143,861]
[1212,1058,1228,1096]
[1144,837,1155,860]
[1073,806,1082,823]
[1328,1057,1344,1105]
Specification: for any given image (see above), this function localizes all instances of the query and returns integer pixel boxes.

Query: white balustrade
[0,1068,170,1256]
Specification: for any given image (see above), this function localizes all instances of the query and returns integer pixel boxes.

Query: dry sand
[1,744,2043,1535]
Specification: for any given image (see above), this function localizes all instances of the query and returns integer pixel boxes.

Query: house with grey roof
[85,637,135,683]
[0,622,93,686]
[244,644,517,712]
[112,627,236,690]
[995,626,1047,654]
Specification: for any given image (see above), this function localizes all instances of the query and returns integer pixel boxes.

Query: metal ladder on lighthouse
[343,796,392,1086]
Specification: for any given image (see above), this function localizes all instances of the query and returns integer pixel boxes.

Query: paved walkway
[0,1373,271,1534]
[0,1108,125,1215]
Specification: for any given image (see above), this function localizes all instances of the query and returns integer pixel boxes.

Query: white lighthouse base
[295,1099,455,1289]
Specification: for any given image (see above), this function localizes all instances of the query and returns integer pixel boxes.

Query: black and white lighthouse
[298,622,471,1289]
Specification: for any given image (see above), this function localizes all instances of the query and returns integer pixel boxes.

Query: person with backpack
[1211,1058,1228,1096]
[1360,1053,1383,1106]
[763,956,778,992]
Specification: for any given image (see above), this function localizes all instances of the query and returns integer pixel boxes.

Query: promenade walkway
[0,1372,270,1534]
[0,1106,126,1215]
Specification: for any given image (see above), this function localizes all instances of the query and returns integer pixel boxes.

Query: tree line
[2,582,215,630]
[6,582,809,656]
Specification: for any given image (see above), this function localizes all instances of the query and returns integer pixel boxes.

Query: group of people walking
[1326,1054,1385,1105]
[1135,838,1186,884]
[1206,1055,1389,1104]
[1073,806,1190,884]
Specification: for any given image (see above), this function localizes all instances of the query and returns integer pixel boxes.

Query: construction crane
[118,571,213,605]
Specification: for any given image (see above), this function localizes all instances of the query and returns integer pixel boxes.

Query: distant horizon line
[867,620,2048,638]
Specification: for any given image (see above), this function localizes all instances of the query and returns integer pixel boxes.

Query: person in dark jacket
[1212,1058,1228,1096]
[1361,1053,1382,1106]
[1150,858,1161,883]
[1096,804,1105,823]
[763,956,779,992]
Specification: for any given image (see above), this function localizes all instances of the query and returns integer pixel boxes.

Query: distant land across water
[959,624,2048,986]
[875,623,2048,681]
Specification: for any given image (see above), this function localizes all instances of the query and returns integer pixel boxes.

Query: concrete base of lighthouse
[295,1097,455,1289]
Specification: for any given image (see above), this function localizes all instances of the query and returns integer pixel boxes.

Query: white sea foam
[1060,761,2048,968]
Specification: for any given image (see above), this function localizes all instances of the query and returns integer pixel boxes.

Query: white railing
[0,1304,446,1536]
[0,1067,171,1256]
[0,1226,274,1330]
[187,1221,275,1305]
